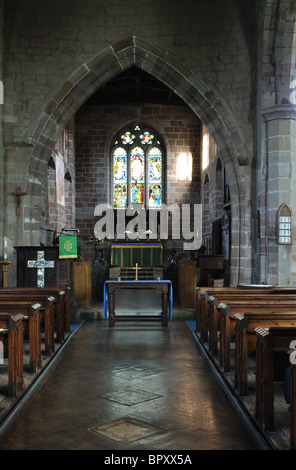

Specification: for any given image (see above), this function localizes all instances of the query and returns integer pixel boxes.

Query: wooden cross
[131,263,140,280]
[12,186,26,216]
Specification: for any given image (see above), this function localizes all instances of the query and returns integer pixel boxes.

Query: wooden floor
[0,315,264,451]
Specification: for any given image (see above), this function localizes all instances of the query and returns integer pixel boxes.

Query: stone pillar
[261,106,296,285]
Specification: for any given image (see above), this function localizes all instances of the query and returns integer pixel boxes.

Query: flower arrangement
[88,232,104,245]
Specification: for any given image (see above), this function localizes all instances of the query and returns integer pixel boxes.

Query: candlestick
[3,237,7,260]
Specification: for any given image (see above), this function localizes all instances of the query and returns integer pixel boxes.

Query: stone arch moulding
[25,35,249,285]
[261,0,296,106]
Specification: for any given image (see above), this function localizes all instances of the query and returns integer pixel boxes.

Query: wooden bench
[200,291,296,354]
[201,292,296,356]
[205,291,296,350]
[195,286,284,334]
[255,326,296,432]
[0,301,42,373]
[279,364,296,450]
[218,301,296,372]
[0,287,70,342]
[290,365,296,449]
[0,293,55,356]
[196,286,296,340]
[234,312,296,396]
[195,286,296,447]
[0,313,25,397]
[36,287,71,335]
[197,287,270,341]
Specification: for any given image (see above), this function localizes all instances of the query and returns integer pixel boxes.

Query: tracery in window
[112,124,163,209]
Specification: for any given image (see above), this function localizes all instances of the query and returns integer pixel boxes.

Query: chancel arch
[20,36,249,286]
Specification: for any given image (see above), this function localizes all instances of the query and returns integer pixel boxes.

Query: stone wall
[2,0,255,149]
[2,0,296,285]
[40,119,76,246]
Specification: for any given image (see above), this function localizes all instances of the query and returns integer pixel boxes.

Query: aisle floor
[0,320,261,451]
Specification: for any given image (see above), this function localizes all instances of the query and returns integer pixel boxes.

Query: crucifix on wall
[12,186,26,216]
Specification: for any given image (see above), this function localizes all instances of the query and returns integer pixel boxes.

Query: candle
[3,237,7,260]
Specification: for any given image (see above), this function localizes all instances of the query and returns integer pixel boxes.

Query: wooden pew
[0,293,55,356]
[203,292,296,357]
[37,287,71,335]
[290,365,296,449]
[218,301,296,372]
[0,313,25,398]
[234,312,296,396]
[0,287,70,342]
[0,301,42,373]
[197,287,265,341]
[255,326,296,432]
[203,292,296,355]
[206,291,296,350]
[196,285,282,334]
[196,286,296,341]
[195,286,296,447]
[197,288,248,339]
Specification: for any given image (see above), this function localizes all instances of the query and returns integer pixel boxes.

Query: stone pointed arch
[261,0,296,106]
[25,36,250,284]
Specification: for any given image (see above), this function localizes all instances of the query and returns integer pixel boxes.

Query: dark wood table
[104,280,173,327]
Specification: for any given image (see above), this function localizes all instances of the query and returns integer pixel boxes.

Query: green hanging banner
[59,235,78,259]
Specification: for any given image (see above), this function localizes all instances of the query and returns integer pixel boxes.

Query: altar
[104,280,173,327]
[109,242,164,281]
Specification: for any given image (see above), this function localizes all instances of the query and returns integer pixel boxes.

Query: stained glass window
[140,131,154,145]
[130,146,145,205]
[148,147,162,207]
[112,125,164,208]
[113,147,127,208]
[121,131,135,145]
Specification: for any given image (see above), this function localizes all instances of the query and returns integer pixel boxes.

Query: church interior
[0,0,296,452]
